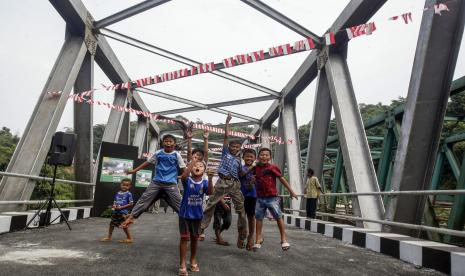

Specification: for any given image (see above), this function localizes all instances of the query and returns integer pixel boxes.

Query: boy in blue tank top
[178,158,213,275]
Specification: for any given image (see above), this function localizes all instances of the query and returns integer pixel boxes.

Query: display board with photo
[136,170,152,187]
[100,157,134,183]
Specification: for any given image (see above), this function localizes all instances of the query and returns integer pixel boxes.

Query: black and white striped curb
[0,207,91,233]
[283,214,465,276]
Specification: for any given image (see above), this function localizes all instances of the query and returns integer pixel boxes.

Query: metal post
[260,124,272,149]
[305,70,332,181]
[377,127,395,191]
[133,116,148,157]
[281,99,304,210]
[325,51,384,230]
[73,52,94,205]
[447,151,465,241]
[0,35,87,211]
[385,0,465,235]
[330,148,343,210]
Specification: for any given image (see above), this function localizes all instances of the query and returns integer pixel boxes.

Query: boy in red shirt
[251,148,297,251]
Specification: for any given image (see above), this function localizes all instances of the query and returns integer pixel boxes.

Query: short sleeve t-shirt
[240,165,257,198]
[253,163,282,198]
[217,145,241,179]
[179,177,209,220]
[113,191,134,214]
[148,149,186,184]
[305,176,322,199]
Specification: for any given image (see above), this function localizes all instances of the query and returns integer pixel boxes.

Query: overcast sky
[0,0,464,136]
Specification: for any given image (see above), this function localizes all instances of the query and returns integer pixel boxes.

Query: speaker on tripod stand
[25,132,77,230]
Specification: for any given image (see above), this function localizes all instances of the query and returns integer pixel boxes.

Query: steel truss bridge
[0,0,465,266]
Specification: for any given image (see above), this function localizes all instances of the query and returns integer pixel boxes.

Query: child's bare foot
[214,238,230,246]
[118,239,133,243]
[121,216,134,229]
[100,237,112,242]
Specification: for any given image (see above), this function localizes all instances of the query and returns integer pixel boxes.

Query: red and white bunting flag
[325,32,336,45]
[178,68,189,77]
[365,22,377,35]
[269,45,283,57]
[145,76,153,85]
[346,24,366,39]
[191,66,198,75]
[198,62,215,73]
[401,12,413,24]
[249,50,265,62]
[389,15,399,21]
[293,38,315,51]
[434,3,449,15]
[136,79,145,87]
[282,44,293,55]
[171,71,178,80]
[223,57,236,68]
[236,54,251,65]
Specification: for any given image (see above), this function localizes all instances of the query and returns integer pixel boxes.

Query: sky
[0,0,464,136]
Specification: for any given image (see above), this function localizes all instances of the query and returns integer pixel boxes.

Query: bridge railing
[0,171,94,206]
[280,189,465,239]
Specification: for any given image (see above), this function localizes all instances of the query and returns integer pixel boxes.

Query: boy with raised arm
[252,148,297,252]
[121,134,186,228]
[178,158,214,275]
[186,129,209,164]
[200,113,248,248]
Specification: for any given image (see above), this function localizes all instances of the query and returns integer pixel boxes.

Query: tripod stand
[25,164,71,230]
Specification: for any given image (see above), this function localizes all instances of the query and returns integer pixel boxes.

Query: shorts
[244,197,257,217]
[255,197,282,220]
[179,217,202,241]
[110,213,127,227]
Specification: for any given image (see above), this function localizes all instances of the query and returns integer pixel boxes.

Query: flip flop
[179,268,188,276]
[119,239,133,244]
[237,237,246,249]
[100,237,112,242]
[252,243,261,252]
[281,241,290,251]
[190,263,200,272]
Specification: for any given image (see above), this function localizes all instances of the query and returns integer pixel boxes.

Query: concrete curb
[0,206,92,233]
[283,214,465,275]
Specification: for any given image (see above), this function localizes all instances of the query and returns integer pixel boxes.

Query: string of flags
[46,2,453,148]
[47,2,452,100]
[68,93,294,144]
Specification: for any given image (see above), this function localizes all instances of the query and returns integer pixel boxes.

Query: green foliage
[0,127,19,173]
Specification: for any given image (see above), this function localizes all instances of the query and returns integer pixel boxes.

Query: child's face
[243,152,256,166]
[193,152,204,162]
[258,150,271,164]
[229,143,241,155]
[120,181,131,191]
[191,162,206,177]
[163,137,176,152]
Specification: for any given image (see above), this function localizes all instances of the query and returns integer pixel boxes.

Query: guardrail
[0,199,93,205]
[279,189,465,238]
[0,171,94,186]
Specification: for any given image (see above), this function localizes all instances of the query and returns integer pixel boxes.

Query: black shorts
[244,197,257,217]
[179,217,201,241]
[110,213,127,228]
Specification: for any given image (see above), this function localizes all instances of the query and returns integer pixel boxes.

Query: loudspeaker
[48,132,77,166]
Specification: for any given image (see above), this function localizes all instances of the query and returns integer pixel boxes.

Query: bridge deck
[0,213,443,275]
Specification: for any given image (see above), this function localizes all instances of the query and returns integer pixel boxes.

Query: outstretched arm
[203,129,209,163]
[126,161,149,174]
[207,169,214,195]
[181,162,195,182]
[223,113,232,146]
[186,130,193,162]
[279,176,297,199]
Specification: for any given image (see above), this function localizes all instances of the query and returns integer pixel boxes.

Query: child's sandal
[179,268,188,276]
[190,263,200,272]
[100,237,111,242]
[252,243,261,252]
[281,241,290,251]
[118,239,133,244]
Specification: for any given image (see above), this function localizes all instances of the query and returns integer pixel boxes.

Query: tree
[0,127,19,172]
